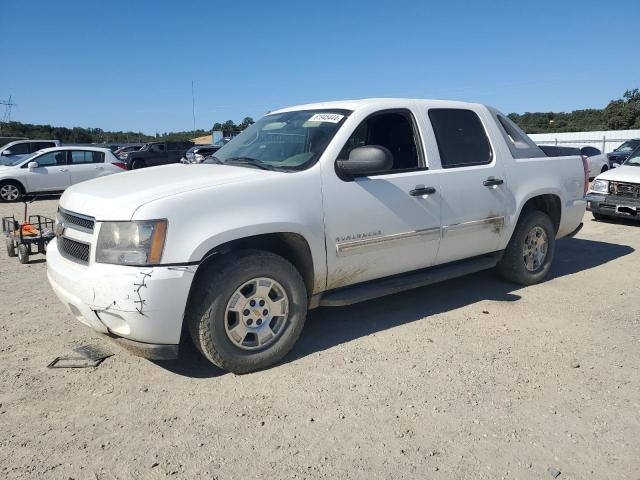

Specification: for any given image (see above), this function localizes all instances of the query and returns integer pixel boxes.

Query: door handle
[94,166,103,169]
[483,178,504,187]
[410,186,436,196]
[58,168,68,172]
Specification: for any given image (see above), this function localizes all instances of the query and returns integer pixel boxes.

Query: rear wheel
[497,210,555,286]
[17,244,30,264]
[6,237,16,257]
[600,165,608,174]
[131,159,146,170]
[187,249,308,373]
[0,181,23,202]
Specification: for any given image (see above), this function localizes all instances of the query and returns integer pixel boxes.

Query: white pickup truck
[46,99,587,373]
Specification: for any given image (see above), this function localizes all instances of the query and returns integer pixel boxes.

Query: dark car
[126,141,194,169]
[539,145,582,157]
[114,144,145,160]
[181,144,222,164]
[607,139,640,167]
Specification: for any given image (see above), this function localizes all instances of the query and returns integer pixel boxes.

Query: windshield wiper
[225,156,277,171]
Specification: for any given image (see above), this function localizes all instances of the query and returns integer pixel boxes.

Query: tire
[592,212,609,221]
[497,210,555,286]
[6,237,16,257]
[186,249,308,374]
[17,244,30,264]
[601,165,608,173]
[131,159,146,170]
[0,181,23,202]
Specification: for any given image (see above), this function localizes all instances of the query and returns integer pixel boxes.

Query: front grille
[59,237,90,265]
[58,208,95,232]
[609,182,640,199]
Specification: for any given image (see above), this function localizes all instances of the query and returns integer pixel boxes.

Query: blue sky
[2,0,638,134]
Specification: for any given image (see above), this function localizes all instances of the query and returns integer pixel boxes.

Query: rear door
[146,143,167,166]
[23,150,71,192]
[424,108,510,265]
[68,150,106,184]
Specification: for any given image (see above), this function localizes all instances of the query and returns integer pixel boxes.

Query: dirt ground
[0,197,638,480]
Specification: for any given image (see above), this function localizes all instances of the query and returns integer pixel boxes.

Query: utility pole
[0,95,16,134]
[191,80,196,137]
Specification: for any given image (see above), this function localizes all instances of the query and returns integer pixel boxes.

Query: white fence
[529,130,640,153]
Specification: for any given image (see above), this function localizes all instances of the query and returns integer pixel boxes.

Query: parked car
[46,98,587,373]
[0,137,27,147]
[587,145,640,221]
[540,145,607,179]
[181,145,222,164]
[0,139,61,166]
[0,146,127,202]
[114,144,144,160]
[126,141,194,169]
[607,139,640,168]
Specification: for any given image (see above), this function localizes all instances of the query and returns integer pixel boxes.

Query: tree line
[1,90,637,144]
[507,89,640,133]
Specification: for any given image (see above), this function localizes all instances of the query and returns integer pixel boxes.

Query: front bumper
[46,238,196,357]
[586,193,640,219]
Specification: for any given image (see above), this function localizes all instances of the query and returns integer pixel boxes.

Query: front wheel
[17,244,30,264]
[187,250,308,373]
[130,159,146,170]
[497,210,555,286]
[0,181,23,202]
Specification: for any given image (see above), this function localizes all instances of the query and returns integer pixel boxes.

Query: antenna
[0,95,16,133]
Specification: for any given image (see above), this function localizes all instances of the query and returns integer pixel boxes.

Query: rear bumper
[46,238,196,350]
[586,193,640,219]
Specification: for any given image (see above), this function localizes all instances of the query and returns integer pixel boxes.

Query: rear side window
[428,109,492,168]
[580,146,601,157]
[70,151,105,164]
[32,142,56,152]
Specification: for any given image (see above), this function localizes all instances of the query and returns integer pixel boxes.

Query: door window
[339,111,422,172]
[149,144,165,153]
[429,109,493,168]
[29,151,67,167]
[70,151,105,164]
[7,142,31,155]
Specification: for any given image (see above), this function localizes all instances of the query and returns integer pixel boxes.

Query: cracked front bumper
[46,238,195,349]
[586,193,640,219]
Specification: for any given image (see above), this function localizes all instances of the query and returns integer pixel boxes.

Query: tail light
[581,155,589,195]
[113,162,128,170]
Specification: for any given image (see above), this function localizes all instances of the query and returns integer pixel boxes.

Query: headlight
[96,220,167,265]
[590,179,609,194]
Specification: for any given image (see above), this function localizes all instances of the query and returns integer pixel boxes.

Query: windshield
[623,146,640,166]
[204,109,351,171]
[10,152,38,166]
[614,140,640,152]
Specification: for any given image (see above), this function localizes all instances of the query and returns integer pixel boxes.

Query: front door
[322,109,442,290]
[424,108,510,265]
[23,150,71,192]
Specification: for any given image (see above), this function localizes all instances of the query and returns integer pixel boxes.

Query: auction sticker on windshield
[307,113,344,123]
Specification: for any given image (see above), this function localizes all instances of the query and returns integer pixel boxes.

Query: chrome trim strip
[336,227,441,257]
[443,216,505,237]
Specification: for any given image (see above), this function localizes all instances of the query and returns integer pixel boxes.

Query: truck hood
[59,163,275,220]
[597,165,640,183]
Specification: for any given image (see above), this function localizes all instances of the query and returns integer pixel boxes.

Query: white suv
[0,139,61,166]
[0,146,127,201]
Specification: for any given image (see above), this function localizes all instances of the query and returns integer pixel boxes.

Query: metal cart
[3,202,55,264]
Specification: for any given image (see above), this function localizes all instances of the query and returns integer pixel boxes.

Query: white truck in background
[46,99,587,373]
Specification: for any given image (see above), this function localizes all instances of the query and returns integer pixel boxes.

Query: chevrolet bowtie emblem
[54,222,66,238]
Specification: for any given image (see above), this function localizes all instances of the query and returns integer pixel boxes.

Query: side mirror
[28,161,39,169]
[336,145,394,178]
[2,149,12,156]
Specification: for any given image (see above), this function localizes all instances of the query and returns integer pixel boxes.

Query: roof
[271,98,484,114]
